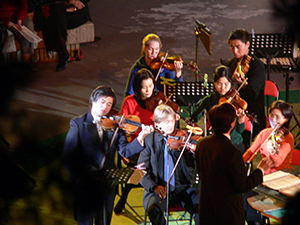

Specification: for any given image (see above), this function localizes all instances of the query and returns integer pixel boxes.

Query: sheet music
[14,25,42,43]
[279,183,300,197]
[127,169,146,185]
[263,171,300,191]
[263,170,290,183]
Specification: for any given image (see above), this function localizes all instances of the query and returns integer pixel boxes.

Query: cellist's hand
[154,185,167,199]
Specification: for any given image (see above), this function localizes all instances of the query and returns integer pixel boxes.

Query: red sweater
[0,0,28,26]
[121,95,154,142]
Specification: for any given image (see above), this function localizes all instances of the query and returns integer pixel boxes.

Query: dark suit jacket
[63,111,144,183]
[226,55,266,136]
[195,133,263,225]
[137,131,195,209]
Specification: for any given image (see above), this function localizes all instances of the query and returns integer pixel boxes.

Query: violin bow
[247,123,281,163]
[166,130,193,186]
[155,51,169,81]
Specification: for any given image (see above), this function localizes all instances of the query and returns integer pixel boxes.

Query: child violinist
[190,65,246,153]
[242,100,294,225]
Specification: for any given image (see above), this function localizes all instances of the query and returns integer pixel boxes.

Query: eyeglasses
[269,113,284,120]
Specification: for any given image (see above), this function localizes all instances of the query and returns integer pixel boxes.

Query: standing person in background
[124,33,183,97]
[42,0,91,71]
[63,85,153,225]
[191,65,246,153]
[0,0,37,71]
[226,28,266,148]
[243,100,294,225]
[195,103,272,225]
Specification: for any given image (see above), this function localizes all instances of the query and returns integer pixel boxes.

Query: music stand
[167,82,214,116]
[249,33,297,103]
[97,167,146,224]
[194,20,211,82]
[105,167,146,186]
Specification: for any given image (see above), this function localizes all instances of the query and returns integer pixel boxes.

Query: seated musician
[62,85,153,225]
[191,65,246,153]
[138,104,199,225]
[116,68,183,214]
[124,33,183,97]
[195,103,272,225]
[115,68,159,213]
[226,28,266,148]
[243,100,294,225]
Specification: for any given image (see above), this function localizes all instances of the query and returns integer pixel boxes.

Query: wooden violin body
[269,126,289,155]
[101,113,143,133]
[219,89,247,111]
[167,128,202,152]
[233,55,251,82]
[219,89,258,124]
[145,91,180,112]
[150,52,199,73]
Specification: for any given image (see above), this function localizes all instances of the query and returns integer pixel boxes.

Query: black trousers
[43,0,91,52]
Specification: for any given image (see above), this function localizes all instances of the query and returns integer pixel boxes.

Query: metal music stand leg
[284,72,291,102]
[195,36,199,82]
[103,200,106,225]
[103,167,146,223]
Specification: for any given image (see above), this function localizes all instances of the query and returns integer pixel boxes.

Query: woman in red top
[120,68,156,141]
[243,100,294,174]
[114,68,170,214]
[243,100,294,225]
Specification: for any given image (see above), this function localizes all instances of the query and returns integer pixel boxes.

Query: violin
[233,55,251,86]
[219,89,247,110]
[100,113,144,133]
[145,91,204,133]
[245,124,288,163]
[150,52,199,73]
[145,90,180,112]
[219,89,258,124]
[268,126,289,155]
[166,128,202,152]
